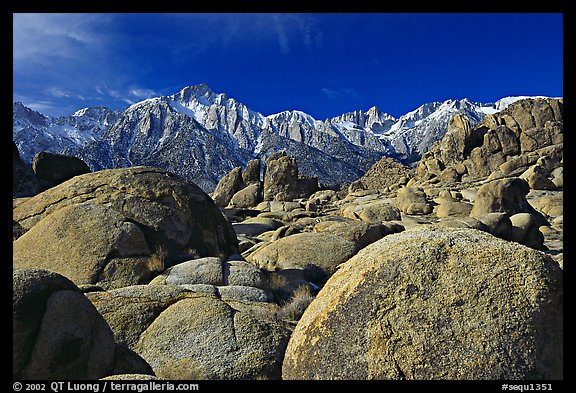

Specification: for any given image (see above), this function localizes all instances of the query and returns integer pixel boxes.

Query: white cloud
[13,14,155,114]
[13,13,325,116]
[269,14,321,55]
[14,95,78,117]
[13,13,118,109]
[321,87,359,101]
[102,87,159,106]
[272,14,291,54]
[13,13,110,65]
[46,87,86,100]
[128,88,158,99]
[166,13,321,57]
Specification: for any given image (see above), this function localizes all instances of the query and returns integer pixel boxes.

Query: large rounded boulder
[32,151,91,185]
[470,177,549,230]
[470,177,531,217]
[13,167,239,288]
[88,285,290,380]
[247,232,359,276]
[13,141,44,197]
[282,227,563,380]
[13,268,150,379]
[13,203,156,289]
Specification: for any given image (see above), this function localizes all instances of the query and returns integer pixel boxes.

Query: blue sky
[13,13,563,119]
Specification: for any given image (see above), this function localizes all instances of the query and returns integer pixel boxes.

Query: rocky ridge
[13,97,562,380]
[13,102,121,164]
[13,85,546,191]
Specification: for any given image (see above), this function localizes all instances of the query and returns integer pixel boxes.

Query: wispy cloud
[272,14,291,54]
[13,13,327,117]
[321,87,360,101]
[166,13,322,57]
[13,13,111,66]
[17,84,160,116]
[13,14,161,115]
[128,88,158,100]
[13,14,118,114]
[269,14,322,55]
[105,87,159,106]
[45,87,87,100]
[14,94,80,117]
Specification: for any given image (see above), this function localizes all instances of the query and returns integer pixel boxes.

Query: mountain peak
[13,101,49,126]
[365,106,396,121]
[189,83,213,95]
[173,83,224,107]
[72,106,115,118]
[366,105,379,114]
[182,83,215,95]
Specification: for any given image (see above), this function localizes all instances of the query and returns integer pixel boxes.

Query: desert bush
[147,244,168,274]
[277,285,316,323]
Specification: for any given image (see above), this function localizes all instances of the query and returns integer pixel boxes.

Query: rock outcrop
[13,142,45,197]
[13,203,157,289]
[414,98,562,188]
[12,97,564,381]
[136,293,289,379]
[13,166,239,289]
[13,145,92,198]
[470,178,547,222]
[348,156,412,194]
[340,199,402,222]
[263,152,319,202]
[393,187,433,215]
[282,227,563,380]
[313,218,402,249]
[13,268,152,380]
[211,152,317,209]
[242,158,261,185]
[148,257,268,297]
[229,183,263,209]
[87,285,290,380]
[32,151,91,185]
[247,233,359,278]
[211,166,244,208]
[402,97,563,253]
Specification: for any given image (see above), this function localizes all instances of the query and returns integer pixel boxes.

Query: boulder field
[13,98,563,380]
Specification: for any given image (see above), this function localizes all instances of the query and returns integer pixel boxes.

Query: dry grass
[147,244,168,273]
[277,285,316,323]
[266,271,289,292]
[265,264,326,303]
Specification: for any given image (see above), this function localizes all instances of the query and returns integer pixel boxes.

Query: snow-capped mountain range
[12,84,551,191]
[13,102,122,163]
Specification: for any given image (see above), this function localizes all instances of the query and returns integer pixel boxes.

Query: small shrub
[265,270,289,291]
[147,244,168,273]
[277,285,316,323]
[263,271,292,303]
